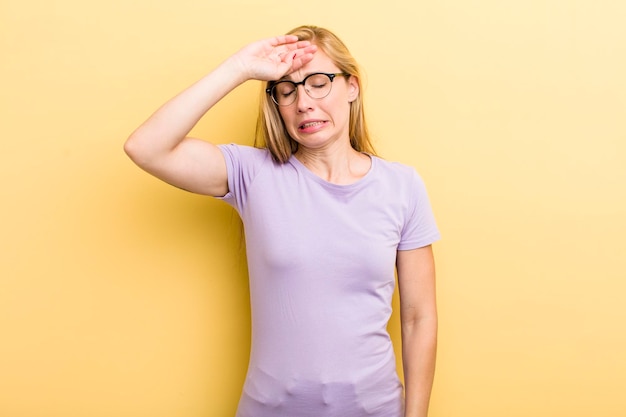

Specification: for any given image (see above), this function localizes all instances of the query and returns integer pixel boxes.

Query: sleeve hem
[397,232,441,251]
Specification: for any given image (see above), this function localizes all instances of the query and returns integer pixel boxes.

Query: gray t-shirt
[218,144,440,417]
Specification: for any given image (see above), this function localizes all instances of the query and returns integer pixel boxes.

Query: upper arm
[125,136,229,197]
[396,245,437,326]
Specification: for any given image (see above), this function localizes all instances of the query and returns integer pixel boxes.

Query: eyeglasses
[266,72,348,106]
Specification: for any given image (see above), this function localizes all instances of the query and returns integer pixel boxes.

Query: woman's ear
[347,75,360,102]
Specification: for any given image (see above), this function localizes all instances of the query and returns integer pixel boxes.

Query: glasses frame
[266,72,349,106]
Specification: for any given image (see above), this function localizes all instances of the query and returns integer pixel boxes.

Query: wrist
[222,53,253,84]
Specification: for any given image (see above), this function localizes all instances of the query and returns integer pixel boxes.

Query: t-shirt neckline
[288,153,376,192]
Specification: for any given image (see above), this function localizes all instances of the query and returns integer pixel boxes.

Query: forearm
[125,56,247,162]
[402,316,437,417]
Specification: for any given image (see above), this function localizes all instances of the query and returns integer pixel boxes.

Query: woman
[125,25,440,417]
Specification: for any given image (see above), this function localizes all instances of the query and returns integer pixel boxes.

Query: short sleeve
[397,170,441,250]
[216,144,271,214]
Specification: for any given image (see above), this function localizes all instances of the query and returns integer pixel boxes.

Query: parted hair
[254,25,375,163]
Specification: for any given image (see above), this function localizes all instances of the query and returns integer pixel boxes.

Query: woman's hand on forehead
[232,35,317,82]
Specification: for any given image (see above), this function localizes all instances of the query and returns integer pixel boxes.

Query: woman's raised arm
[123,35,316,196]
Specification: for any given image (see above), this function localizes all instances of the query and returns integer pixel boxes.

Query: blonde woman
[125,25,439,417]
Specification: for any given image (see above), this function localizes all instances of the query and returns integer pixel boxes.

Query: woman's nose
[295,85,314,112]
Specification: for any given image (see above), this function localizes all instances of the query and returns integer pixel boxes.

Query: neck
[294,142,371,185]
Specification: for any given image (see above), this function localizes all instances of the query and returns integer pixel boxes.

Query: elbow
[123,132,140,161]
[402,317,438,353]
[123,132,151,167]
[401,309,438,336]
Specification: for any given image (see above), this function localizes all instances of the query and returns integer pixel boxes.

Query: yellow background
[2,0,625,416]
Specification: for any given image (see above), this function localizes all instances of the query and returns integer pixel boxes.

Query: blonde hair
[254,25,375,163]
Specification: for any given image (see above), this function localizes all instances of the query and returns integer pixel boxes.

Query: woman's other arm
[396,245,438,417]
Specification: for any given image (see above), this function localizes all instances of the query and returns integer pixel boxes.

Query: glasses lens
[272,81,297,106]
[270,74,336,106]
[304,74,332,99]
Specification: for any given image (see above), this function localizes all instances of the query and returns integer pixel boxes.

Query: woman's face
[277,48,359,153]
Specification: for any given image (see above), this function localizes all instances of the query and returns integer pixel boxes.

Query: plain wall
[1,0,625,416]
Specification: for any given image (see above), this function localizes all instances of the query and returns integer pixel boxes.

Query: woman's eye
[276,84,295,96]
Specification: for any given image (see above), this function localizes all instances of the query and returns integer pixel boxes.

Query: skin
[124,35,317,196]
[397,245,437,417]
[277,49,369,185]
[124,34,437,417]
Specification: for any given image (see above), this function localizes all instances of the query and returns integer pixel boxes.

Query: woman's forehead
[284,49,339,81]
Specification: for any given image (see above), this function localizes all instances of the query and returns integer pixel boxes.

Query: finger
[268,34,300,47]
[295,45,317,62]
[281,40,312,53]
[290,53,315,71]
[276,41,312,59]
[295,40,313,49]
[286,48,317,71]
[279,43,316,63]
[301,44,317,54]
[272,42,308,59]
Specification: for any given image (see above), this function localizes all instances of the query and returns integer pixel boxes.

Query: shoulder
[371,156,424,186]
[370,156,433,209]
[218,143,272,162]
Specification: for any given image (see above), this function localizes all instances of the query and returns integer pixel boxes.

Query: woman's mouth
[298,120,327,132]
